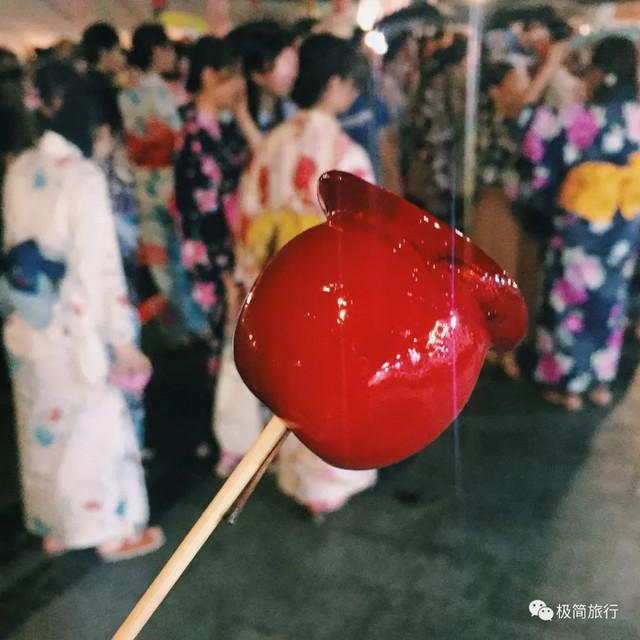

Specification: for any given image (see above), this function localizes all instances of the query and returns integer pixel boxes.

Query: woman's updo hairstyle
[186,35,241,95]
[129,23,169,71]
[592,36,638,104]
[291,34,360,109]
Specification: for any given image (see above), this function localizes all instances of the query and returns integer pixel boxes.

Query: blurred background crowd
[2,0,640,562]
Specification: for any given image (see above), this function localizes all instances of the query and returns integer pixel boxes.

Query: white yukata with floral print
[239,108,377,513]
[2,131,149,548]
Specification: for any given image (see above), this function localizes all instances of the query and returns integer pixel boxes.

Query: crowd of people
[1,3,640,561]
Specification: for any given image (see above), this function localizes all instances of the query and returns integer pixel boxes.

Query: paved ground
[1,337,640,640]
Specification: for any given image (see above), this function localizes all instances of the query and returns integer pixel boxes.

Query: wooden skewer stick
[112,416,290,640]
[226,427,287,525]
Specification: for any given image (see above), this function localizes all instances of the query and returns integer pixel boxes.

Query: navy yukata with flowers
[517,89,640,393]
[100,150,146,447]
[175,104,248,377]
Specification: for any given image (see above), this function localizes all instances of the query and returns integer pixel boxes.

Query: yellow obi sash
[559,152,640,223]
[244,209,324,271]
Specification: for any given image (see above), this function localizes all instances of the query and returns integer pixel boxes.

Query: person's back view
[119,23,205,342]
[238,34,377,517]
[239,34,374,278]
[2,79,163,560]
[517,37,640,411]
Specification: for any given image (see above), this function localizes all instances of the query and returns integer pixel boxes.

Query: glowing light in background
[364,29,388,55]
[357,0,382,31]
[578,23,592,36]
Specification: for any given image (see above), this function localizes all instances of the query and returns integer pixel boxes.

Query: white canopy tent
[1,0,637,55]
[0,0,308,54]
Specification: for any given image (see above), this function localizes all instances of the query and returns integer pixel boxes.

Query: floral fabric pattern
[406,67,465,218]
[518,93,640,392]
[476,97,520,201]
[239,108,374,278]
[119,73,201,337]
[100,148,146,446]
[174,103,247,376]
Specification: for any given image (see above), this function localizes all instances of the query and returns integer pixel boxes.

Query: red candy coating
[234,171,527,470]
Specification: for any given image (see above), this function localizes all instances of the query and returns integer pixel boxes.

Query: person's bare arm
[234,83,264,151]
[235,102,263,151]
[508,41,572,118]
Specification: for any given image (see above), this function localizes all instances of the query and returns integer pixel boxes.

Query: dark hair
[351,27,365,47]
[0,101,32,163]
[0,53,32,159]
[291,17,318,43]
[86,68,123,133]
[34,47,55,63]
[129,23,170,71]
[0,48,23,85]
[480,61,514,94]
[50,77,110,157]
[352,50,374,98]
[291,34,360,109]
[489,6,571,42]
[81,22,119,65]
[186,35,241,94]
[417,31,445,67]
[430,34,467,74]
[228,21,295,123]
[230,21,293,76]
[34,59,77,108]
[592,36,638,104]
[383,32,411,66]
[523,7,572,42]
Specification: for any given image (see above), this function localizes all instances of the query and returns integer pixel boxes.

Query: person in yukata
[82,22,148,450]
[239,34,377,517]
[473,61,529,380]
[174,36,253,463]
[119,23,205,342]
[1,78,163,560]
[515,9,582,110]
[405,34,467,220]
[168,23,294,472]
[229,20,299,138]
[516,37,640,411]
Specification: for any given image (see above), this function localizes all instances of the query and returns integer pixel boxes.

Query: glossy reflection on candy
[235,171,528,470]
